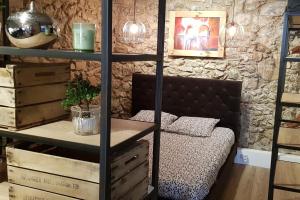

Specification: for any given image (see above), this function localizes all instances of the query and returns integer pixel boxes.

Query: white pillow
[130,110,178,130]
[165,116,220,137]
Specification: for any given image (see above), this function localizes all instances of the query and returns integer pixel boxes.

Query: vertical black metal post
[0,0,10,158]
[2,0,10,66]
[268,12,289,200]
[152,0,166,198]
[100,0,112,199]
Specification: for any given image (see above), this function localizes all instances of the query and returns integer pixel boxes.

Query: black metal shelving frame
[0,0,167,199]
[268,11,300,200]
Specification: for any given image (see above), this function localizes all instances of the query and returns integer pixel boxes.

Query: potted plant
[62,73,101,136]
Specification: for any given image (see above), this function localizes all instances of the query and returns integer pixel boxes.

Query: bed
[131,73,242,200]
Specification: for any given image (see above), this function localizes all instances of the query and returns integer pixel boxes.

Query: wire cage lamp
[123,0,146,44]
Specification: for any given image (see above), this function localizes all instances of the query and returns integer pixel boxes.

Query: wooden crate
[9,179,148,200]
[6,141,149,199]
[0,101,68,130]
[0,63,70,88]
[0,82,67,107]
[0,63,70,130]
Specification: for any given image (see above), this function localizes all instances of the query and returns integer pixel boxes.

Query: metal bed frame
[0,0,167,199]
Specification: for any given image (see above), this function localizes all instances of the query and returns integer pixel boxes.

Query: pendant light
[123,0,146,44]
[225,0,244,40]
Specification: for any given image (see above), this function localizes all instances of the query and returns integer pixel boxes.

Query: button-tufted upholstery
[132,73,242,140]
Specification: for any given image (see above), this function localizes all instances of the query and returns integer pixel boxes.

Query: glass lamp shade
[225,22,244,40]
[123,21,146,44]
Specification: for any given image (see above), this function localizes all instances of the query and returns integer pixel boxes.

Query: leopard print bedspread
[144,127,235,200]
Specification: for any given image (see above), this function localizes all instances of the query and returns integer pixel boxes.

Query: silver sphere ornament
[5,1,58,49]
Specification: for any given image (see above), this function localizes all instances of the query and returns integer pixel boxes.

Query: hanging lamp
[225,0,244,40]
[123,0,146,44]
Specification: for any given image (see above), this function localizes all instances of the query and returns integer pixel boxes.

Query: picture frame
[168,11,226,58]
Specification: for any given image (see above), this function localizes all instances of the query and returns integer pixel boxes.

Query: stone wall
[14,0,296,150]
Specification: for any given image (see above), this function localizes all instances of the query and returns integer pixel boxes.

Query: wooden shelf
[0,182,8,200]
[281,93,300,106]
[0,46,157,62]
[0,119,157,153]
[274,161,300,192]
[278,127,300,149]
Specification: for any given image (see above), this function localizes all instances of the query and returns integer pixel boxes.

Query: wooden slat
[121,178,149,200]
[282,93,300,104]
[111,162,149,199]
[291,16,300,28]
[274,161,300,190]
[0,63,70,88]
[0,119,155,148]
[9,181,149,200]
[0,182,8,200]
[9,184,78,200]
[0,101,68,128]
[278,127,300,148]
[8,166,99,199]
[0,83,67,107]
[6,140,148,183]
[7,162,148,199]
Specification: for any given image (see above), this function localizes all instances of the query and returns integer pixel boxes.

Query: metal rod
[100,0,113,199]
[152,0,166,198]
[268,12,289,200]
[2,0,10,66]
[274,185,300,193]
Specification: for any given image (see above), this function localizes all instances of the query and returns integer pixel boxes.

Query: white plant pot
[71,105,100,136]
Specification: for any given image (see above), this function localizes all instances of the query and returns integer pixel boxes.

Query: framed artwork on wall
[168,11,226,58]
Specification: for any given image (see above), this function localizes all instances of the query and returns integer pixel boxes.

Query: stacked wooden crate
[6,140,149,200]
[0,63,70,130]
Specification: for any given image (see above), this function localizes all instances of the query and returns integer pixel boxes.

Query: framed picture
[168,11,226,58]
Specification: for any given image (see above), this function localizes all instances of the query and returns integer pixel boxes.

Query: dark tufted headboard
[132,73,242,140]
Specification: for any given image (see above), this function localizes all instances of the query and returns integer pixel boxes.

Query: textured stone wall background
[13,0,299,151]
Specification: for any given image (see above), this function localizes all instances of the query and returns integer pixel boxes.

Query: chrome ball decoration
[5,1,58,49]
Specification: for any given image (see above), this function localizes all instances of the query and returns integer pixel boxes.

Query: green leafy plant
[62,73,101,111]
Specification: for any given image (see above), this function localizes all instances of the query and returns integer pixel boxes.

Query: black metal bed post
[267,12,289,200]
[152,0,166,198]
[2,0,10,65]
[0,0,9,158]
[100,0,112,199]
